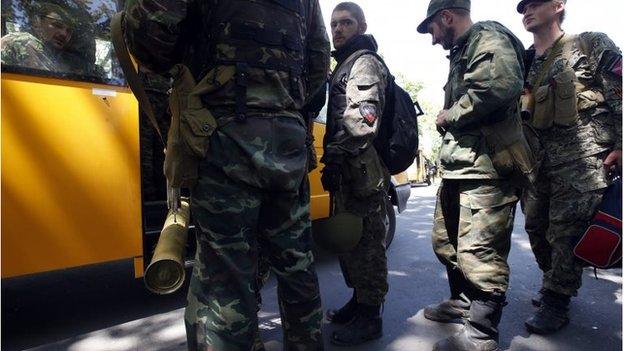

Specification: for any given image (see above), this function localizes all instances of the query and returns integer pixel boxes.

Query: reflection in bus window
[1,0,125,86]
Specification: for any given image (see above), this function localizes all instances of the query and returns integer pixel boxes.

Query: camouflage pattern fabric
[432,180,518,294]
[522,32,621,297]
[525,32,622,165]
[124,0,330,119]
[322,34,387,165]
[1,31,67,71]
[335,188,389,306]
[185,117,323,351]
[439,21,525,179]
[323,34,390,306]
[522,153,608,297]
[123,1,329,349]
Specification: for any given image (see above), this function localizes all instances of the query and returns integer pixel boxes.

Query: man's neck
[452,19,474,45]
[532,22,564,56]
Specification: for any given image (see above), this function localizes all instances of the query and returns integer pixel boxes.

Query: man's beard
[442,25,455,50]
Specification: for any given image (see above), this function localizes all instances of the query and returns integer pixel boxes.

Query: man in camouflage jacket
[517,0,622,335]
[320,2,390,347]
[123,1,330,350]
[1,2,74,72]
[418,0,527,350]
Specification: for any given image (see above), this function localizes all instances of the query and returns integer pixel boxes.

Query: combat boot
[433,297,504,351]
[330,303,382,346]
[425,266,471,322]
[525,289,570,334]
[531,287,546,307]
[326,290,358,324]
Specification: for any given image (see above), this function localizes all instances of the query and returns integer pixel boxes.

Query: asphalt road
[2,184,622,351]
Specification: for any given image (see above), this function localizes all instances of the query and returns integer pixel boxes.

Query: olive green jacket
[440,21,525,179]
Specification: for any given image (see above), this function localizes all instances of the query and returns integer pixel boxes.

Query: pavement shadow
[2,260,189,351]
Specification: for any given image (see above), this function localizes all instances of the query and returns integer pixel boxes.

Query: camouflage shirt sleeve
[325,55,387,164]
[585,32,622,150]
[123,0,194,73]
[445,29,523,129]
[304,0,330,105]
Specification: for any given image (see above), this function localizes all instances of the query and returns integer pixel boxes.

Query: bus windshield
[1,0,126,86]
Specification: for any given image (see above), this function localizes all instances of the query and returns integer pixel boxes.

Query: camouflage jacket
[323,34,388,165]
[440,21,525,179]
[123,0,330,120]
[525,32,622,166]
[1,32,68,72]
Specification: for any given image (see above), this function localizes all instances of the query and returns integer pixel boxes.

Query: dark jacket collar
[331,34,379,64]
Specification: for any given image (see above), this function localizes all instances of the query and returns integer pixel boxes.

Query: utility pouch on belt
[344,147,387,199]
[482,109,542,187]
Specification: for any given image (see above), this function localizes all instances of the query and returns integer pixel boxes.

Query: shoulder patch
[359,103,378,127]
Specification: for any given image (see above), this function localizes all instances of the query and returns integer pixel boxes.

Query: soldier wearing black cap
[517,0,622,335]
[418,0,528,350]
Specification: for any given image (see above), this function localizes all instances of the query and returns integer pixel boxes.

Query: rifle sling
[111,12,165,146]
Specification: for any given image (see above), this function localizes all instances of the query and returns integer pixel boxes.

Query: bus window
[1,0,125,86]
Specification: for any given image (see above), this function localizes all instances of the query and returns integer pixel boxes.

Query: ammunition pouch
[532,84,555,129]
[483,110,542,188]
[552,68,578,126]
[343,147,388,199]
[164,64,234,188]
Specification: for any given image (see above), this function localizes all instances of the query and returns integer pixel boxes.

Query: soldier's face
[37,12,72,50]
[427,13,454,50]
[522,1,563,32]
[331,10,365,49]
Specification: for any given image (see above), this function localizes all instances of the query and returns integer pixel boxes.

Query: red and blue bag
[574,176,622,269]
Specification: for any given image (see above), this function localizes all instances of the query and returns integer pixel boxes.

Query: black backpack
[355,51,423,174]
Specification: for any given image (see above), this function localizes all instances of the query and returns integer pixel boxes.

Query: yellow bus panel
[309,122,330,220]
[1,73,143,278]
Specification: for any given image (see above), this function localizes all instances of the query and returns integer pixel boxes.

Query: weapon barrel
[144,199,190,294]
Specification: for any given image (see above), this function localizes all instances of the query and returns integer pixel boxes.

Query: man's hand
[604,150,622,170]
[321,163,342,193]
[436,110,450,129]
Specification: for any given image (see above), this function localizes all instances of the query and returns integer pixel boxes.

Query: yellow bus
[1,0,409,281]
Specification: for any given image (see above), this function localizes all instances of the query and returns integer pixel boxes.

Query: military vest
[200,0,308,118]
[526,33,615,166]
[529,34,608,130]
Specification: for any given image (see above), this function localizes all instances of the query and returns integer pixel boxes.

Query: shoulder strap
[532,33,569,90]
[111,12,165,145]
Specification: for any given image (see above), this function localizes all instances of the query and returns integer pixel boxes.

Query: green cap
[517,0,566,14]
[417,0,471,34]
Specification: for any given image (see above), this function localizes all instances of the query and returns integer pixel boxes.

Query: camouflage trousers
[335,189,389,306]
[432,179,518,295]
[185,117,323,351]
[521,154,607,297]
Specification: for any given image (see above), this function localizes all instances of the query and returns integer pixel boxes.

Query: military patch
[609,56,622,77]
[359,104,378,126]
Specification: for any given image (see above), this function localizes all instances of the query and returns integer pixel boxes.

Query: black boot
[525,289,570,334]
[433,297,503,351]
[326,290,358,324]
[531,287,546,307]
[425,266,471,322]
[330,303,382,346]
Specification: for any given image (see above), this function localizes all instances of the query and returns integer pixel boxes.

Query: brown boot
[424,293,470,322]
[425,266,471,322]
[433,298,503,351]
